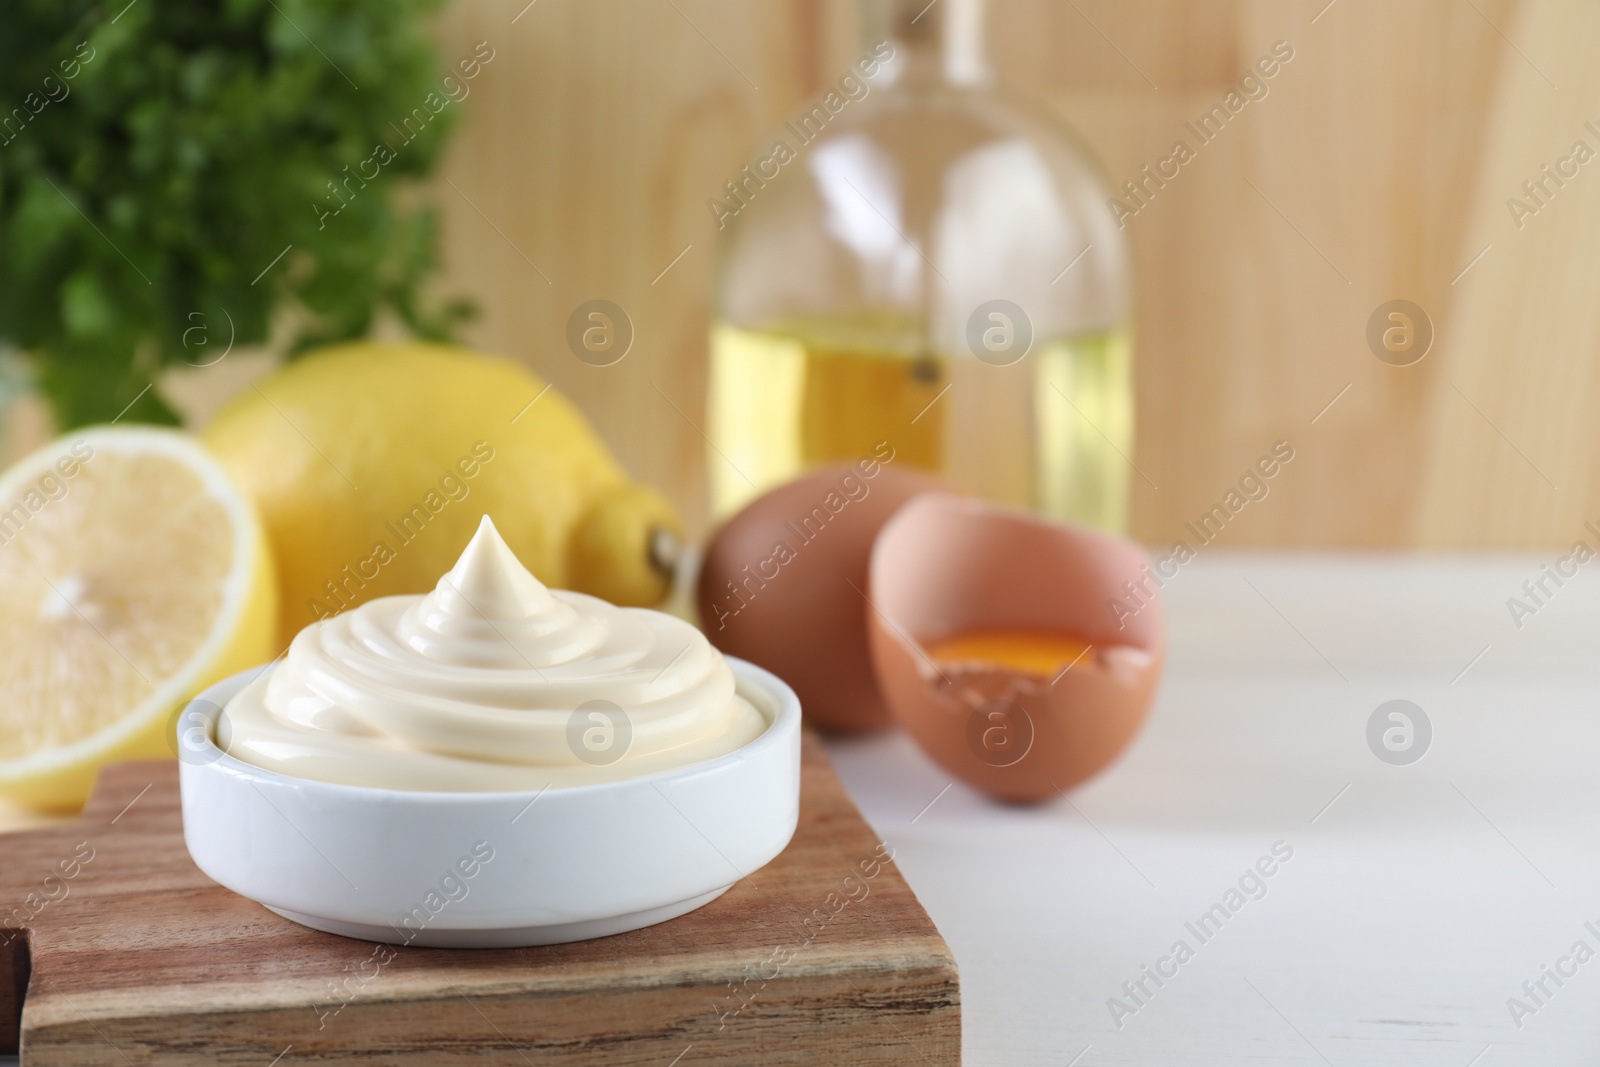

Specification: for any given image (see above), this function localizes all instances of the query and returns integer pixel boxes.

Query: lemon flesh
[0,427,276,811]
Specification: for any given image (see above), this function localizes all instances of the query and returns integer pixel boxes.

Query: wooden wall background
[393,1,1597,547]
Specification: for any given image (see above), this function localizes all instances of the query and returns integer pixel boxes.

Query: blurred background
[7,6,1600,1060]
[6,0,1593,549]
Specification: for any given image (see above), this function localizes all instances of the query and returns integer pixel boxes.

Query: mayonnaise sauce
[217,516,767,791]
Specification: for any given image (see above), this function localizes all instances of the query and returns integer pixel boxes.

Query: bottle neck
[870,0,991,88]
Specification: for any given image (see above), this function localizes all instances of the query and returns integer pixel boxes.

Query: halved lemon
[0,427,277,811]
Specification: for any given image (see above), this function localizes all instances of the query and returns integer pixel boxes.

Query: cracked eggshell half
[866,493,1164,803]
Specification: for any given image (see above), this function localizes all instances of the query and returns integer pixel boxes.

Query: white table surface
[824,552,1600,1067]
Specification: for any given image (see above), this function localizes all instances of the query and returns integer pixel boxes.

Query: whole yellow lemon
[204,341,681,648]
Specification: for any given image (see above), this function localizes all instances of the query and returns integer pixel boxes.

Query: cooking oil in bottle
[707,0,1134,532]
[708,321,1132,530]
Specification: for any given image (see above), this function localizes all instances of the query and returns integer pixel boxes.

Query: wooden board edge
[21,958,960,1066]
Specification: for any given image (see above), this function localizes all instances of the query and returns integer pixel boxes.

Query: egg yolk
[924,630,1095,677]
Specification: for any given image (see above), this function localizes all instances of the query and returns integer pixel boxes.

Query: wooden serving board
[0,734,958,1065]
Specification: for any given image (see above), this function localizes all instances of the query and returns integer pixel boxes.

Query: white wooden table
[826,553,1600,1066]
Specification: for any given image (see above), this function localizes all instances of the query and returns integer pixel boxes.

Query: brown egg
[697,460,945,733]
[867,493,1165,802]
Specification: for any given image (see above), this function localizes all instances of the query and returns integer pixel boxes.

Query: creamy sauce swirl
[217,516,766,790]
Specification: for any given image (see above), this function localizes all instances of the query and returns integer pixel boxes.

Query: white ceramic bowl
[177,657,800,947]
